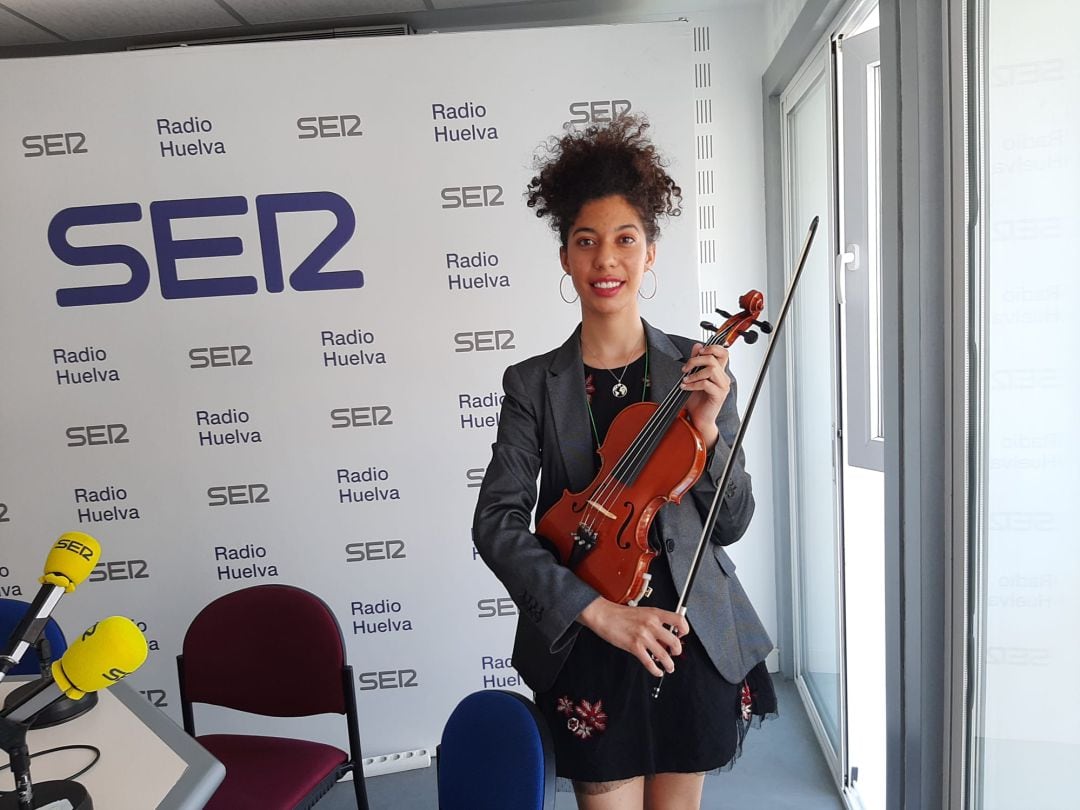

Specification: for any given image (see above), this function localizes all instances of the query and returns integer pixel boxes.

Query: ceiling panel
[0,5,62,45]
[225,0,426,25]
[1,0,241,41]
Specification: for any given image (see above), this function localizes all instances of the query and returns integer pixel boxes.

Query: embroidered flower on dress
[557,696,609,740]
[740,681,753,722]
[567,716,591,739]
[576,699,608,734]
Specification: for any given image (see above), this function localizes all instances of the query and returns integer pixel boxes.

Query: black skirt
[536,552,777,783]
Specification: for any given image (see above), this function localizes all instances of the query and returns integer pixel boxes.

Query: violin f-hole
[615,501,636,549]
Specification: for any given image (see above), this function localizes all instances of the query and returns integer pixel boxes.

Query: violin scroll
[700,289,770,348]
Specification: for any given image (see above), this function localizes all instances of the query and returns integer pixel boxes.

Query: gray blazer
[472,319,774,693]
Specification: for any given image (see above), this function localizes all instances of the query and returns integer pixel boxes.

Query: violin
[537,290,770,605]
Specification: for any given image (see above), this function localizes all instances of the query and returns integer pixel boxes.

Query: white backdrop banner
[0,23,698,758]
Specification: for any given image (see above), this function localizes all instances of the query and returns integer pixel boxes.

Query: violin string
[580,324,735,532]
[580,331,724,532]
[584,328,727,514]
[579,313,748,531]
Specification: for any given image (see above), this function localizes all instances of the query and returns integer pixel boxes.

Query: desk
[0,680,223,809]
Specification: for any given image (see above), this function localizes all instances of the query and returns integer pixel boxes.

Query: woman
[472,115,775,810]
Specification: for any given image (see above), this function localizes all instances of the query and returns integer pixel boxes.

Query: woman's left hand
[680,343,731,449]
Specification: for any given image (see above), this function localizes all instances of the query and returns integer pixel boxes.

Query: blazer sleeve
[471,363,601,653]
[690,367,756,546]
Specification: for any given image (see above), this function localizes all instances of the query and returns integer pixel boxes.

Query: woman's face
[560,195,655,321]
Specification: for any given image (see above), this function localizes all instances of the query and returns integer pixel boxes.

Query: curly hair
[526,113,682,246]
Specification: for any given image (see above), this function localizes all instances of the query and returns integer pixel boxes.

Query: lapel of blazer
[546,325,594,494]
[546,320,689,494]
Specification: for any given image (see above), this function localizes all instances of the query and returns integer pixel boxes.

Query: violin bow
[653,216,819,699]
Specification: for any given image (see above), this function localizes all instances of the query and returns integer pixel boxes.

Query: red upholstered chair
[177,584,370,810]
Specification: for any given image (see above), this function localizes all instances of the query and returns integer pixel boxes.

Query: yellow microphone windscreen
[41,532,102,592]
[51,616,149,698]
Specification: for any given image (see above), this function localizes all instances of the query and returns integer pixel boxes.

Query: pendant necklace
[583,339,648,399]
[609,363,632,398]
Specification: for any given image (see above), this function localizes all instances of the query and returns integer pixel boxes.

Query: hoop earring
[638,267,657,300]
[560,274,579,304]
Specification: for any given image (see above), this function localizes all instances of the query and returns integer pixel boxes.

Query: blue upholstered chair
[437,689,556,810]
[0,597,68,675]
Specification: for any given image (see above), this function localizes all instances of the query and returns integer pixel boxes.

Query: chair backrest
[0,598,68,676]
[438,690,555,810]
[181,584,347,717]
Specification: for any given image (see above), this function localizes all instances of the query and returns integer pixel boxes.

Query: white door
[780,43,848,787]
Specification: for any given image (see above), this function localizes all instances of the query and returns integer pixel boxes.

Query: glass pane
[789,72,843,753]
[868,62,884,442]
[974,0,1080,806]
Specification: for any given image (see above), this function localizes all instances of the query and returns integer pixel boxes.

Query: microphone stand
[0,717,91,810]
[0,712,92,809]
[0,716,33,809]
[653,216,819,698]
[2,639,97,730]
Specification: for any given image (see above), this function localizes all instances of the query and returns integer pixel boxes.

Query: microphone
[0,617,147,810]
[0,533,101,684]
[2,616,148,725]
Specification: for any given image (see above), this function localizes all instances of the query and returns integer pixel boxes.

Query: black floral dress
[535,353,776,783]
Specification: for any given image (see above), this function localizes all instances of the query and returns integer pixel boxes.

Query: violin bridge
[586,499,616,519]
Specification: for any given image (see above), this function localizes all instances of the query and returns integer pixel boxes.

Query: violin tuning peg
[700,320,718,332]
[755,320,774,333]
[741,331,759,345]
[715,309,732,318]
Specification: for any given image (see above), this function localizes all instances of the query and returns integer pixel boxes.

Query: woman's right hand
[577,597,691,677]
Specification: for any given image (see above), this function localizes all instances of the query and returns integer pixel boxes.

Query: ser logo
[297,115,363,139]
[49,192,363,307]
[358,669,418,691]
[207,484,270,507]
[23,132,88,158]
[66,423,129,447]
[88,559,150,583]
[55,536,96,559]
[568,99,632,125]
[189,345,252,369]
[345,540,406,562]
[477,597,518,618]
[440,185,503,209]
[330,406,393,428]
[140,689,169,708]
[453,330,515,353]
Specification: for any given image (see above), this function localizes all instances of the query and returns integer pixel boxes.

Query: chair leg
[341,666,370,810]
[353,772,370,810]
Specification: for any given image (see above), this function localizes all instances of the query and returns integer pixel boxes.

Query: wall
[765,0,812,59]
[0,21,697,759]
[0,0,783,762]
